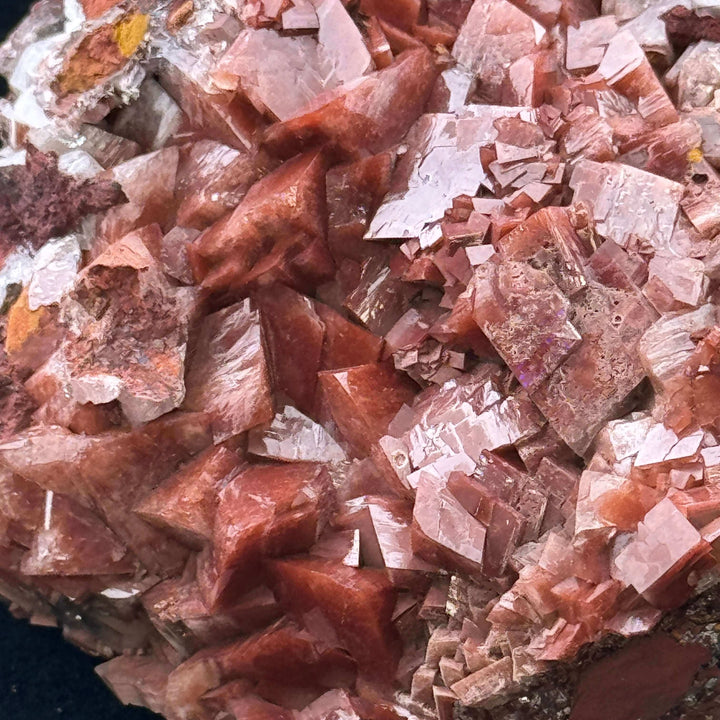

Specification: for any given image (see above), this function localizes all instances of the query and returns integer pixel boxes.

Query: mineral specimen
[3,1,720,720]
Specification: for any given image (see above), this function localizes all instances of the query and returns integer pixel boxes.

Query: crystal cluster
[3,1,720,719]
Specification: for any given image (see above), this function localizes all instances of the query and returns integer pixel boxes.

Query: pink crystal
[214,11,371,123]
[566,16,619,72]
[262,47,438,159]
[208,463,333,607]
[613,498,706,595]
[175,139,258,230]
[318,363,417,457]
[248,406,346,463]
[184,299,273,442]
[570,159,684,251]
[412,471,487,574]
[452,0,545,104]
[192,151,328,295]
[597,30,678,127]
[271,557,400,679]
[99,148,180,245]
[135,445,241,548]
[473,258,581,389]
[366,107,536,242]
[6,2,720,718]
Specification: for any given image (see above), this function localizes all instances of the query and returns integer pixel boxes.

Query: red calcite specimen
[135,445,241,548]
[175,139,259,230]
[360,0,423,32]
[166,620,357,715]
[496,205,593,297]
[452,0,544,104]
[335,494,431,574]
[81,0,123,20]
[62,229,197,425]
[248,406,346,463]
[95,655,174,718]
[326,152,394,262]
[597,30,678,128]
[318,363,417,456]
[158,45,265,153]
[262,48,438,159]
[367,107,536,242]
[215,8,371,122]
[313,301,384,370]
[529,282,657,454]
[271,557,400,679]
[0,414,211,574]
[207,463,333,607]
[613,498,707,597]
[99,148,179,245]
[22,492,135,577]
[192,151,328,295]
[412,471,488,575]
[184,299,273,442]
[256,285,325,417]
[343,253,415,336]
[473,258,581,389]
[7,1,720,719]
[566,16,618,72]
[142,573,275,651]
[0,332,37,442]
[570,159,684,252]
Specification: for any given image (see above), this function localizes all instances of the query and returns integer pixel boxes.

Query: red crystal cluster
[2,1,720,719]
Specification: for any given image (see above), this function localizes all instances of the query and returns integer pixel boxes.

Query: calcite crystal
[5,1,720,720]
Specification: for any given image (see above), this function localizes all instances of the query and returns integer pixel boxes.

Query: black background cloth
[2,0,31,42]
[0,3,157,719]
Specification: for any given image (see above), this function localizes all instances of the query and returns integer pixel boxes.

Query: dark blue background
[0,3,158,719]
[2,0,29,41]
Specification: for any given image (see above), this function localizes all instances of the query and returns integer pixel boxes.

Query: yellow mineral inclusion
[688,147,704,164]
[114,13,149,58]
[5,290,44,355]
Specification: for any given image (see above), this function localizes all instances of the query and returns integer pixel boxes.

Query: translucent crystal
[367,107,536,241]
[184,298,273,442]
[570,159,684,251]
[248,406,346,463]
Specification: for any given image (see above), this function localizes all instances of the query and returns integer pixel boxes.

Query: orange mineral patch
[597,484,658,532]
[54,13,148,96]
[5,290,46,356]
[114,13,150,57]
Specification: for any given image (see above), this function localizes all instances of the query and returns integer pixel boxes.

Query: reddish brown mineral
[318,363,416,457]
[184,299,273,442]
[272,557,400,679]
[4,2,720,720]
[207,463,333,607]
[0,146,126,264]
[262,48,438,159]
